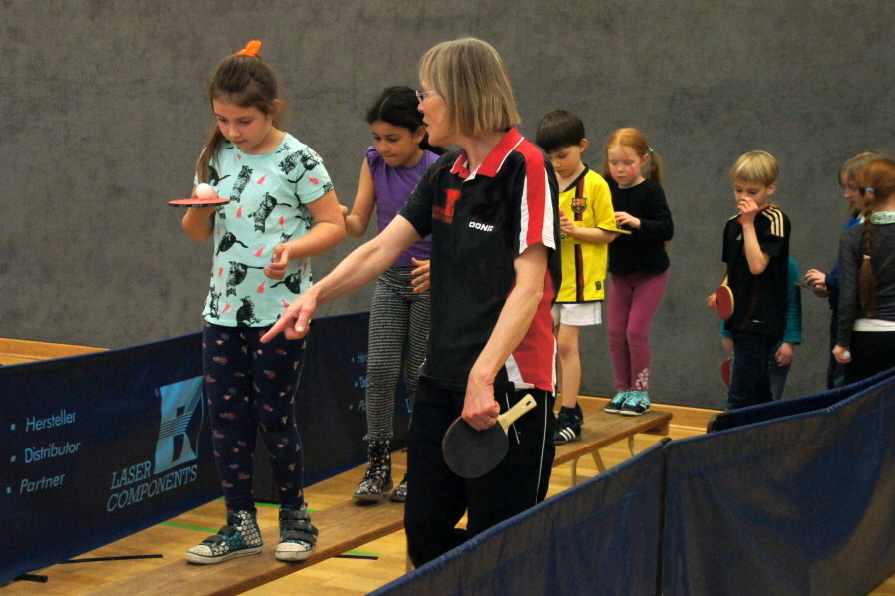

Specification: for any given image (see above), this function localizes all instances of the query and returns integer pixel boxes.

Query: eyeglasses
[415,89,438,103]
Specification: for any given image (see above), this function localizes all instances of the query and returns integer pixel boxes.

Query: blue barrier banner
[708,365,895,432]
[663,380,895,596]
[1,312,410,579]
[1,333,219,584]
[1,313,408,580]
[300,312,410,484]
[368,441,666,596]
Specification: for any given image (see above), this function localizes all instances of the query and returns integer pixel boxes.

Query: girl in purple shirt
[343,86,441,502]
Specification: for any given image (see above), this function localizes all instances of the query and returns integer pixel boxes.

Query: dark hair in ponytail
[854,157,895,315]
[365,86,443,154]
[195,44,282,182]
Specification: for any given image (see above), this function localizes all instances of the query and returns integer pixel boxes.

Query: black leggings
[845,330,895,385]
[404,378,555,567]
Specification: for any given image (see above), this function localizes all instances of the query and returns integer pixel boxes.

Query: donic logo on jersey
[433,189,461,224]
[469,221,494,232]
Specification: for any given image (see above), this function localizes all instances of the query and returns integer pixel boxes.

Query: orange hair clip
[236,40,262,57]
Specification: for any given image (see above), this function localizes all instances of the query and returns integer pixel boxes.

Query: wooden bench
[554,406,673,485]
[86,405,672,595]
[88,499,407,596]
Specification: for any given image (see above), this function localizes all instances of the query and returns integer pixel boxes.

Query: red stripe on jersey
[509,270,558,392]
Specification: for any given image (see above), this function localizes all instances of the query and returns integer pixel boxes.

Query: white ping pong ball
[196,183,215,199]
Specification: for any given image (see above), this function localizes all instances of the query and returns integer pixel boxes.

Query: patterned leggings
[202,322,306,512]
[364,266,431,442]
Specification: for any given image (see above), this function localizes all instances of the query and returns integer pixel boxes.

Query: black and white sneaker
[275,504,318,562]
[552,412,582,445]
[186,510,263,564]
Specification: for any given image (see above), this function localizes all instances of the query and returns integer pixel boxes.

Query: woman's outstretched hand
[260,291,319,342]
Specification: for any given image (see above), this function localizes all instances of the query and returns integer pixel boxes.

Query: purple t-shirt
[367,146,437,266]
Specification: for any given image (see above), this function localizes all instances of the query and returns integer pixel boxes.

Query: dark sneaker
[620,391,651,416]
[390,475,407,502]
[573,401,585,424]
[275,504,318,562]
[553,412,582,445]
[604,391,629,414]
[185,510,263,564]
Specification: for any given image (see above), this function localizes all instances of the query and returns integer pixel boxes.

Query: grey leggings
[363,266,431,442]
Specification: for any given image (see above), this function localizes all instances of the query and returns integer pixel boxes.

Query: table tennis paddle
[442,394,537,479]
[168,196,230,207]
[721,357,732,387]
[714,284,734,320]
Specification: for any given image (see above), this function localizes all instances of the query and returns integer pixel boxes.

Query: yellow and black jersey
[556,168,619,303]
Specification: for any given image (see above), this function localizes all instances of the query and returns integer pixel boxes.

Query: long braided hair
[854,157,895,315]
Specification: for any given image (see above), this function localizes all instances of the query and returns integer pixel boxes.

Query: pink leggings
[607,270,669,392]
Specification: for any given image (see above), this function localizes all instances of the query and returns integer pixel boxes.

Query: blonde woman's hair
[418,38,520,138]
[729,150,778,186]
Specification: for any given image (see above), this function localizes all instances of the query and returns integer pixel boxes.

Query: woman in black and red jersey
[263,37,561,567]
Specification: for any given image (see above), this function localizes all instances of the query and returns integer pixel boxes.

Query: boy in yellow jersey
[536,110,622,444]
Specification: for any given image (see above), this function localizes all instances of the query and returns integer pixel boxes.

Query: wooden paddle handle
[497,394,536,431]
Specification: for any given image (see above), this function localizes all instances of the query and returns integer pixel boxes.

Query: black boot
[390,474,408,502]
[353,439,393,503]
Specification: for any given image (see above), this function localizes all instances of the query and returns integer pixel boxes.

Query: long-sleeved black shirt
[607,178,674,276]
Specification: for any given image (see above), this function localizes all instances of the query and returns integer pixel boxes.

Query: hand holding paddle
[442,394,537,478]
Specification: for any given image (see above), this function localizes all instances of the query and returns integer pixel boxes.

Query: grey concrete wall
[3,1,894,408]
